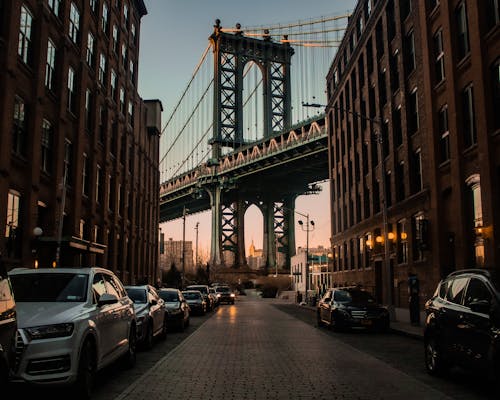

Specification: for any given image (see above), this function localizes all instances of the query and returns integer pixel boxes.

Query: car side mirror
[469,299,490,314]
[98,293,118,307]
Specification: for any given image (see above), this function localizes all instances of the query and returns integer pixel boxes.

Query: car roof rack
[447,268,492,278]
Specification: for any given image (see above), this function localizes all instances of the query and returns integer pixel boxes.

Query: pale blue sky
[138,0,357,259]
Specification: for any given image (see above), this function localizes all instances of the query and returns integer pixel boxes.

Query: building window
[411,148,422,194]
[82,153,90,196]
[407,89,418,135]
[400,0,411,21]
[6,191,22,258]
[67,67,76,113]
[128,101,134,126]
[129,60,134,82]
[123,2,129,27]
[69,2,80,44]
[427,0,439,12]
[131,23,136,45]
[12,96,26,156]
[438,106,450,163]
[45,38,56,90]
[87,32,95,67]
[455,2,470,61]
[48,0,61,17]
[492,59,500,132]
[120,88,125,114]
[466,174,484,266]
[404,31,416,74]
[121,43,127,68]
[390,51,399,93]
[412,213,425,262]
[18,5,33,65]
[433,29,445,84]
[397,220,408,264]
[41,119,53,174]
[396,161,405,202]
[96,164,102,203]
[487,0,500,30]
[393,106,402,147]
[90,0,98,13]
[102,2,109,34]
[111,69,117,100]
[64,139,73,186]
[85,89,92,132]
[462,84,476,148]
[112,25,119,53]
[99,53,106,85]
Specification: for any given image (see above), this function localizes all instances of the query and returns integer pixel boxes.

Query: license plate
[361,319,372,326]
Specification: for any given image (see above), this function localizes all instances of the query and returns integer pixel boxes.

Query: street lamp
[182,206,188,289]
[33,227,43,269]
[195,222,199,267]
[298,216,315,303]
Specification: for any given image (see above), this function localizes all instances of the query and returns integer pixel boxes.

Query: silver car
[9,267,137,399]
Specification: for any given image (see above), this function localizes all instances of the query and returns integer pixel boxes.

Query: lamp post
[195,222,199,267]
[182,206,188,289]
[33,227,43,268]
[304,102,393,308]
[298,215,315,303]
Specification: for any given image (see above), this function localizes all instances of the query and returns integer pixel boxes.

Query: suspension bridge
[159,13,350,271]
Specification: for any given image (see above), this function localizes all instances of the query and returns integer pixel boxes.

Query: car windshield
[216,287,230,293]
[183,292,201,300]
[334,289,376,304]
[126,288,147,303]
[187,286,207,294]
[10,273,88,302]
[159,291,179,302]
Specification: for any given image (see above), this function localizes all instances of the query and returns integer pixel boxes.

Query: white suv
[8,267,137,399]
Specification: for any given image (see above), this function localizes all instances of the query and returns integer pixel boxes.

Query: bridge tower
[208,20,295,270]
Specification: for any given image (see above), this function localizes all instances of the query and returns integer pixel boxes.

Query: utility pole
[298,214,315,303]
[182,206,187,289]
[195,222,199,267]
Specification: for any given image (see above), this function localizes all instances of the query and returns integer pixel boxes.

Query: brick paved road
[116,296,452,400]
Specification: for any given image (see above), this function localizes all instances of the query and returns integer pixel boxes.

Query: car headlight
[216,294,221,298]
[25,323,74,340]
[230,293,235,297]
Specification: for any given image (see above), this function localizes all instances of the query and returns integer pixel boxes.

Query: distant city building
[294,246,332,296]
[247,240,263,270]
[327,0,500,306]
[0,0,161,285]
[159,238,194,275]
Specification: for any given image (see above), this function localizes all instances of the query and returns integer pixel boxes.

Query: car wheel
[122,325,137,368]
[316,311,323,327]
[144,321,154,350]
[159,316,168,340]
[425,337,448,376]
[75,339,95,400]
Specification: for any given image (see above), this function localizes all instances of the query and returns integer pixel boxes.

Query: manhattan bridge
[159,13,350,272]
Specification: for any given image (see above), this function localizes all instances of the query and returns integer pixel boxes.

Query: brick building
[326,0,500,306]
[0,0,162,285]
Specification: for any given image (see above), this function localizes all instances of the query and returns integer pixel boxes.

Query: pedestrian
[408,272,420,326]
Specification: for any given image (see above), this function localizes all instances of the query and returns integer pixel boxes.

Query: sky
[138,0,357,260]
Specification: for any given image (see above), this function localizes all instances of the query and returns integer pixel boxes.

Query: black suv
[424,269,500,378]
[0,260,16,385]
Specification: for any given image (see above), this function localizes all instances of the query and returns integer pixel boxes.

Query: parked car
[8,267,136,399]
[316,287,390,331]
[186,285,213,311]
[209,287,219,308]
[158,288,190,331]
[125,285,167,349]
[215,285,235,305]
[424,269,500,379]
[182,290,206,315]
[0,260,16,386]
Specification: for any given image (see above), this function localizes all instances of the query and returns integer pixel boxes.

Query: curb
[390,326,424,341]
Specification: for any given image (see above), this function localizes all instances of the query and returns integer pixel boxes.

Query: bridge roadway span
[115,296,452,400]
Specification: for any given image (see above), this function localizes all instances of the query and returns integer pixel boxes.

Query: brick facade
[326,0,500,306]
[0,0,162,285]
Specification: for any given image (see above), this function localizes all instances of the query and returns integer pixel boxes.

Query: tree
[163,262,182,288]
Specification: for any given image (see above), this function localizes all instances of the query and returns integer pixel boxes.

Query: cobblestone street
[115,295,452,400]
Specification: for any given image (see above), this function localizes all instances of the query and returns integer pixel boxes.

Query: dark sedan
[158,288,190,331]
[317,287,390,331]
[182,290,207,315]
